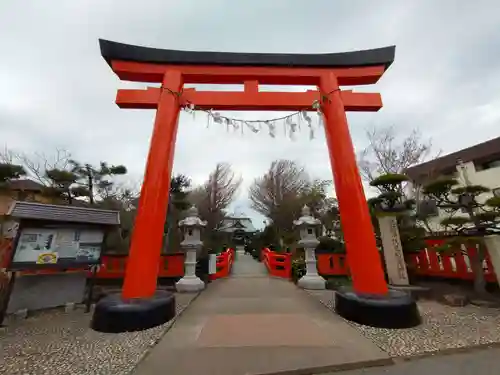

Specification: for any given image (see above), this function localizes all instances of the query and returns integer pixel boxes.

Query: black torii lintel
[99,39,395,70]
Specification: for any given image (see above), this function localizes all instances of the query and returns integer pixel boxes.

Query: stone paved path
[133,253,389,375]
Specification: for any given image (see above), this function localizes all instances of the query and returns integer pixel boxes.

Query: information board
[10,227,104,269]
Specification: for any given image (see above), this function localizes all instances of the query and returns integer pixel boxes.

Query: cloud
[1,0,500,229]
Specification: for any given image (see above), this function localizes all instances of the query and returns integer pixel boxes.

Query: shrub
[250,247,262,261]
[291,257,306,283]
[315,236,345,253]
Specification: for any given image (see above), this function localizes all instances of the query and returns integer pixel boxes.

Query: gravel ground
[306,289,500,357]
[0,293,198,375]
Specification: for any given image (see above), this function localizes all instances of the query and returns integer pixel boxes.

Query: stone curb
[395,341,500,363]
[250,357,395,375]
[126,291,202,375]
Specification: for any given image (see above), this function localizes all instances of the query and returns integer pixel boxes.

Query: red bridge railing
[210,248,235,280]
[262,248,291,278]
[2,236,497,283]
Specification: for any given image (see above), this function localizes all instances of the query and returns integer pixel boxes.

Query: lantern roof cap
[178,205,207,227]
[293,205,321,227]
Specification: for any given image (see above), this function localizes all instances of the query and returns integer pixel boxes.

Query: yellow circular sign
[36,252,58,264]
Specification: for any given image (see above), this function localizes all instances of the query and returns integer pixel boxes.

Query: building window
[442,170,458,178]
[478,159,500,171]
[488,160,500,168]
[493,188,500,198]
[417,199,439,217]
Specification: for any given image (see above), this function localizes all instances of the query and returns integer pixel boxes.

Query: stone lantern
[175,205,207,293]
[293,205,325,290]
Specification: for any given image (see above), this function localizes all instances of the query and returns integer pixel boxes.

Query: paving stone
[133,253,389,375]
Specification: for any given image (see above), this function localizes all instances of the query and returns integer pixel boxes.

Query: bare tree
[0,147,130,206]
[298,179,340,237]
[0,147,71,186]
[189,163,242,231]
[358,125,437,183]
[249,160,310,236]
[249,160,341,245]
[0,146,15,164]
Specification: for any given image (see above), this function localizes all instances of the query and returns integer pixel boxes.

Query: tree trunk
[66,188,73,205]
[87,166,94,204]
[468,247,487,296]
[466,209,489,297]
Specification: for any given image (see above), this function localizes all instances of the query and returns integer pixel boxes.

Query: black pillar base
[334,286,421,329]
[91,291,176,333]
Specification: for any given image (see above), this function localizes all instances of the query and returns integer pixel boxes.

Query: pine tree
[421,178,500,296]
[69,160,127,204]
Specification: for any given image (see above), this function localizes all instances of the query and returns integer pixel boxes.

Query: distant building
[217,214,257,244]
[0,179,48,215]
[0,179,48,239]
[405,136,500,232]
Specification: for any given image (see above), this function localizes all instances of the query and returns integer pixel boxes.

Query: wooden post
[319,72,388,295]
[122,70,183,299]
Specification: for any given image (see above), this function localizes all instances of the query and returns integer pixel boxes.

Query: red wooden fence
[95,253,185,278]
[317,239,497,282]
[405,239,497,282]
[209,248,235,280]
[262,248,292,278]
[2,236,498,283]
[0,238,12,269]
[0,238,184,278]
[316,253,350,276]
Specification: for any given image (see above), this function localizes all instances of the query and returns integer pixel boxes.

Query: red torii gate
[91,40,420,332]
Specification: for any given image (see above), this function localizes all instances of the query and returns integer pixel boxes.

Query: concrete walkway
[133,253,389,375]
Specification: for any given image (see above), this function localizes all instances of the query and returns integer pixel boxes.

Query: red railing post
[262,248,292,279]
[209,248,235,281]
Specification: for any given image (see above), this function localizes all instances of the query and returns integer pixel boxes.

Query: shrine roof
[405,136,500,184]
[7,201,120,226]
[218,217,256,233]
[99,39,395,70]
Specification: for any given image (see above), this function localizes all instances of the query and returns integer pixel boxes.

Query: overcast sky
[1,1,500,228]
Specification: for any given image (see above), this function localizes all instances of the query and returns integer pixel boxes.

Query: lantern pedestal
[293,205,325,290]
[176,275,205,293]
[175,206,207,293]
[176,247,205,293]
[297,274,326,290]
[297,248,325,290]
[91,291,176,333]
[334,287,421,329]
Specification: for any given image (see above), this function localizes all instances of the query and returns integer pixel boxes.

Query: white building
[405,136,500,232]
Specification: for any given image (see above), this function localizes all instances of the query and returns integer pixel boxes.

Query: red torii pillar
[91,39,421,333]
